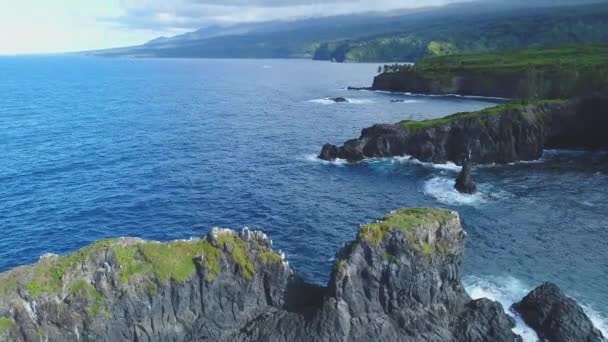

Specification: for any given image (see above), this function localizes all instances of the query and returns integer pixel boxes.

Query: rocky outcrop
[513,283,606,342]
[330,97,349,103]
[0,209,602,342]
[455,156,477,194]
[319,92,608,164]
[0,208,523,342]
[371,71,522,98]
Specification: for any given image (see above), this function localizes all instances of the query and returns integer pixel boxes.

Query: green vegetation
[98,3,608,63]
[214,232,256,281]
[383,252,398,263]
[13,232,264,300]
[259,251,282,265]
[381,46,608,99]
[70,280,105,317]
[0,317,13,333]
[398,100,564,131]
[320,4,608,62]
[415,46,608,72]
[359,208,454,248]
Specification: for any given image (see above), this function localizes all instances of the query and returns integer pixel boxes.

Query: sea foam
[464,276,608,341]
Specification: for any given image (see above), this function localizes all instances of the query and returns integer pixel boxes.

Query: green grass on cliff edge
[415,46,608,73]
[398,100,565,132]
[359,208,454,249]
[3,231,278,300]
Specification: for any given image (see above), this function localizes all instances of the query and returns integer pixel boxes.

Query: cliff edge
[0,209,603,341]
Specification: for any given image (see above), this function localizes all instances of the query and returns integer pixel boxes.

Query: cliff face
[0,209,522,342]
[319,94,608,165]
[370,47,608,99]
[371,71,522,98]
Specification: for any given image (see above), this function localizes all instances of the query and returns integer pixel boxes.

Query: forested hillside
[88,2,608,62]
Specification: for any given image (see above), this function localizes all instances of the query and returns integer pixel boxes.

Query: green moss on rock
[70,280,105,317]
[215,232,256,281]
[112,239,224,284]
[359,208,454,248]
[399,100,564,132]
[0,317,14,332]
[259,251,282,265]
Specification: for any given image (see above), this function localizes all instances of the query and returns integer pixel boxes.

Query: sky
[0,0,468,55]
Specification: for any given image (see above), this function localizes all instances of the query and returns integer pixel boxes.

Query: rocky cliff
[0,209,520,342]
[319,93,608,164]
[370,47,608,99]
[0,209,603,342]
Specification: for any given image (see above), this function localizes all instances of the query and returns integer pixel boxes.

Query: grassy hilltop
[374,46,608,99]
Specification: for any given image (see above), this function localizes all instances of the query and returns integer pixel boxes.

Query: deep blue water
[0,57,606,337]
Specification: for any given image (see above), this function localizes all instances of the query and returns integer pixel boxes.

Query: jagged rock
[513,283,605,342]
[318,93,608,164]
[455,156,477,194]
[0,208,527,342]
[453,299,522,342]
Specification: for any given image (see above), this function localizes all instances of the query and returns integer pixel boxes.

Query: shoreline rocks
[0,209,603,341]
[319,92,608,165]
[513,283,606,342]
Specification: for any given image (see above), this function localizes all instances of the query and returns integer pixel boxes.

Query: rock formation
[0,209,603,342]
[319,92,608,165]
[330,97,349,103]
[455,155,477,194]
[513,283,606,342]
[0,208,520,342]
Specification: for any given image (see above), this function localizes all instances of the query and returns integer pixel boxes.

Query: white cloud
[111,0,471,30]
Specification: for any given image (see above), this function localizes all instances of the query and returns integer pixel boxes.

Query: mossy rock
[359,208,455,253]
[399,100,564,132]
[0,317,14,333]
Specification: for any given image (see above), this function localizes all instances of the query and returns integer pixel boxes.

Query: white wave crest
[423,177,485,206]
[303,153,347,166]
[583,305,608,338]
[391,99,423,104]
[464,276,608,341]
[368,155,462,172]
[464,276,538,342]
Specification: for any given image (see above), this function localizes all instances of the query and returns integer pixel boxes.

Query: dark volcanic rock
[453,299,522,342]
[319,93,608,165]
[330,97,349,103]
[455,156,477,194]
[513,283,605,342]
[0,208,524,342]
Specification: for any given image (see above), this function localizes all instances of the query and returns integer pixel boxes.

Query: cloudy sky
[0,0,467,54]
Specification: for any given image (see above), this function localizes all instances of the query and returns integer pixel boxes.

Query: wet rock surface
[513,283,606,342]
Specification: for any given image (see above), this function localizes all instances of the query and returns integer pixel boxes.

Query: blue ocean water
[0,57,606,336]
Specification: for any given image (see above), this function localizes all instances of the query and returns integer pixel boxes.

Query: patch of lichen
[259,251,282,265]
[359,208,454,250]
[0,317,14,333]
[215,232,256,281]
[399,100,565,132]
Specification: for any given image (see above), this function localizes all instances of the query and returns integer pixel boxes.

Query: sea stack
[455,155,477,194]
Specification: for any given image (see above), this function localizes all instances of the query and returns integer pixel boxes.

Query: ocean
[0,56,606,339]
